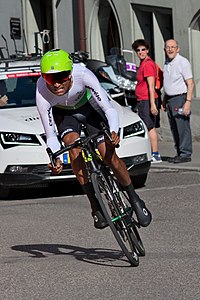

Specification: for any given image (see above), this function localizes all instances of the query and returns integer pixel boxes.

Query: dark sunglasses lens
[55,71,70,83]
[43,71,71,84]
[136,48,146,52]
[42,74,54,85]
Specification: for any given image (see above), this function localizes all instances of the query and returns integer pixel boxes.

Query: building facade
[1,0,200,97]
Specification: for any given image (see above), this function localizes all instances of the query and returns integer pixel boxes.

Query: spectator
[162,39,194,163]
[132,39,162,163]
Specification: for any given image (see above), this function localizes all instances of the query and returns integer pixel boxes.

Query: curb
[150,163,200,172]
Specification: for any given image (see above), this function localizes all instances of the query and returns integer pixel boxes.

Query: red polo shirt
[135,57,158,101]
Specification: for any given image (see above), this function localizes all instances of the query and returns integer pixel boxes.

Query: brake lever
[46,147,56,168]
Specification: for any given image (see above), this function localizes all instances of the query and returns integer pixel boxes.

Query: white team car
[0,58,151,198]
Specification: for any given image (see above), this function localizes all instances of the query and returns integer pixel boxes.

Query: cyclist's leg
[98,140,152,227]
[53,108,88,185]
[69,100,151,228]
[62,132,107,228]
[53,108,107,228]
[78,100,152,227]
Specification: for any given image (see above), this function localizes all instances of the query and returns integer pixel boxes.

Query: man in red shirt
[132,39,162,163]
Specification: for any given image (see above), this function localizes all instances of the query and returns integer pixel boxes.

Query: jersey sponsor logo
[76,91,84,102]
[47,107,53,126]
[85,85,101,101]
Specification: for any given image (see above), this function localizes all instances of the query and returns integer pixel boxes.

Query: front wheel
[108,175,145,257]
[91,172,139,266]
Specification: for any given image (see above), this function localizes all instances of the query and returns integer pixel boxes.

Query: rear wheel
[91,171,139,266]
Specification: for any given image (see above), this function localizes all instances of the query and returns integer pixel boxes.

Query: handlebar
[46,123,119,167]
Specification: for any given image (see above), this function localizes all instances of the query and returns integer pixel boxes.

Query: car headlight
[123,121,145,138]
[0,132,41,149]
[116,75,137,91]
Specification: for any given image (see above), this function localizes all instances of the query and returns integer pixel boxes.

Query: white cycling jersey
[36,63,119,153]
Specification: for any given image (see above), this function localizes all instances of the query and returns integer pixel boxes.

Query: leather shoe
[173,156,191,163]
[168,156,178,163]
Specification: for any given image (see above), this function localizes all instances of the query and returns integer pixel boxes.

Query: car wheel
[131,173,148,189]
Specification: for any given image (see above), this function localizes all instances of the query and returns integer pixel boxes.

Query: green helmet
[40,49,73,74]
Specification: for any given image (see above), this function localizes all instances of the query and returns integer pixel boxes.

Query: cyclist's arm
[83,68,119,133]
[36,88,63,173]
[36,87,61,153]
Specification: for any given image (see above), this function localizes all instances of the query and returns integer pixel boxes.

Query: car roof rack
[0,55,41,71]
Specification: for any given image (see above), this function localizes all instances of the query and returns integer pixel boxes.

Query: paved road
[0,168,200,300]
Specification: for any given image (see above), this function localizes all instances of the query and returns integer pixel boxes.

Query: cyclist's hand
[111,131,120,147]
[48,158,63,175]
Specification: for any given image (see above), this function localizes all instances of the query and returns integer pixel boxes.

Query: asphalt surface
[1,137,200,299]
[1,168,200,300]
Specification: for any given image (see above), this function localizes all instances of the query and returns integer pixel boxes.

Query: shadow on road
[1,181,84,200]
[11,243,133,267]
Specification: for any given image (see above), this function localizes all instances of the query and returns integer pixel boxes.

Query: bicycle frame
[80,138,101,176]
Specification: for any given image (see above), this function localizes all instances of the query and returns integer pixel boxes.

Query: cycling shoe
[131,199,152,227]
[92,210,108,229]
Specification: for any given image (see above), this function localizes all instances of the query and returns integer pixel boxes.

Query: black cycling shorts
[52,99,108,143]
[137,98,160,129]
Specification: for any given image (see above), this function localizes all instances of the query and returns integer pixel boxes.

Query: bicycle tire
[131,223,145,256]
[91,172,139,266]
[109,178,145,257]
[106,172,145,257]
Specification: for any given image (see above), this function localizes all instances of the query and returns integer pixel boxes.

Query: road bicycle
[46,123,145,266]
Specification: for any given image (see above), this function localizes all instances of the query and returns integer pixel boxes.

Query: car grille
[5,164,74,176]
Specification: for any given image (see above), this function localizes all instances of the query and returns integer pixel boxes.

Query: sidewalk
[151,141,200,172]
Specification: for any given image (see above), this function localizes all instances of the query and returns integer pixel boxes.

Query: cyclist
[36,49,152,229]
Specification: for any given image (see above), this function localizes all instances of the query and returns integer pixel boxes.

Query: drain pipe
[77,0,86,51]
[52,0,59,48]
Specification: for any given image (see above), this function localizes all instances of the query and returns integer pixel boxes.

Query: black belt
[167,93,186,99]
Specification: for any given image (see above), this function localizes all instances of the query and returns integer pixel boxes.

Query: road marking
[140,182,200,192]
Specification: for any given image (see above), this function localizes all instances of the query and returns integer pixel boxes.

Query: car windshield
[0,74,40,109]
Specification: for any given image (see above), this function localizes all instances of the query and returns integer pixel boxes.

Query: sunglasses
[42,71,71,85]
[136,48,147,53]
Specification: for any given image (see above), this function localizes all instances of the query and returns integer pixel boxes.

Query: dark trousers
[167,94,192,157]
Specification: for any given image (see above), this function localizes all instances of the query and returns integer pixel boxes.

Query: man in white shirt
[162,39,194,163]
